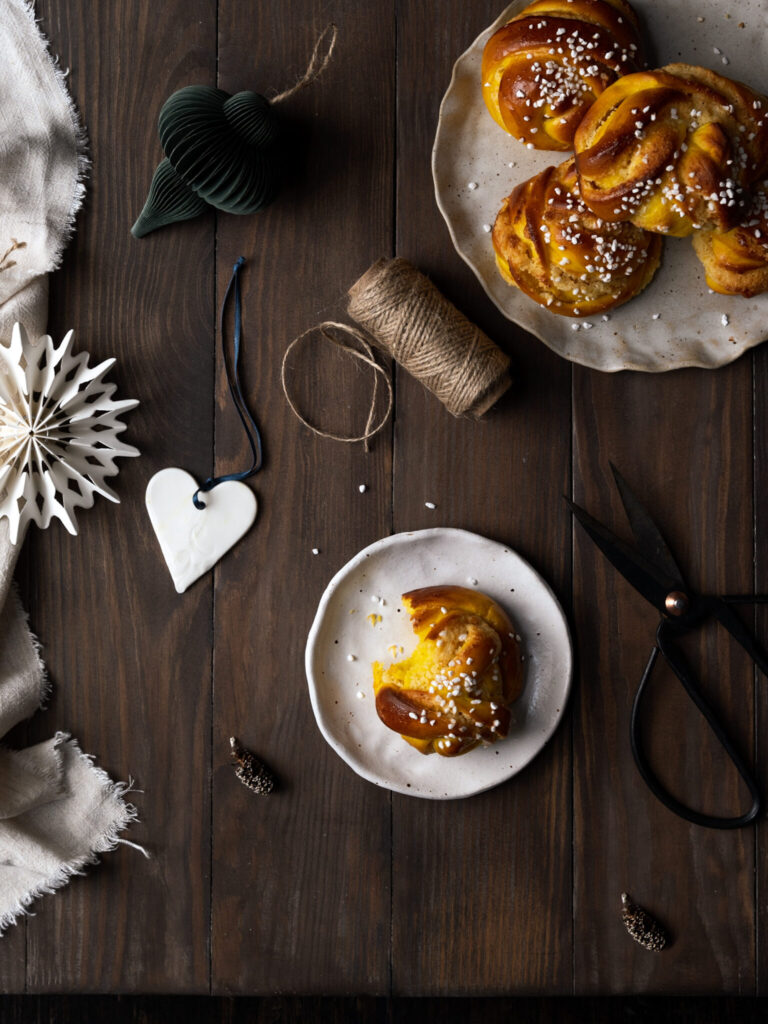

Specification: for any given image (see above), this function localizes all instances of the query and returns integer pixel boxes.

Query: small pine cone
[621,893,668,952]
[230,737,275,795]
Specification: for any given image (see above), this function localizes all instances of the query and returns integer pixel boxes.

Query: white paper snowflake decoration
[0,322,139,544]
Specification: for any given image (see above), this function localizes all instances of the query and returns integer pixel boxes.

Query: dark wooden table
[4,0,767,996]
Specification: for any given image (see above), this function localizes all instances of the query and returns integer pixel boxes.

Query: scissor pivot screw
[665,591,689,616]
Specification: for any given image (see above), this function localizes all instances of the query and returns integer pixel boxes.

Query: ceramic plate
[432,0,768,371]
[305,529,572,799]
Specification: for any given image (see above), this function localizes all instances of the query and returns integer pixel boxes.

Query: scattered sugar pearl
[482,223,492,233]
[468,181,478,191]
[371,594,380,603]
[713,46,722,54]
[347,654,356,662]
[312,547,320,555]
[425,501,436,509]
[356,691,365,700]
[601,314,610,322]
[697,16,705,21]
[508,160,516,168]
[467,576,478,585]
[582,321,594,330]
[721,313,730,326]
[358,484,367,493]
[571,323,580,331]
[722,56,730,65]
[652,313,661,320]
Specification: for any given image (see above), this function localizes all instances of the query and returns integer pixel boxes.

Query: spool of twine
[347,257,511,418]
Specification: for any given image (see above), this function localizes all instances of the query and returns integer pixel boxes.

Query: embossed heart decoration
[145,468,257,593]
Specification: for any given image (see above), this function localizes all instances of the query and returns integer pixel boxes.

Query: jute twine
[348,258,511,418]
[271,24,338,105]
[281,257,511,448]
[281,320,393,451]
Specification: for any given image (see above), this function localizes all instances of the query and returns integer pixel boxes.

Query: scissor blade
[712,598,768,680]
[567,498,676,612]
[610,463,687,588]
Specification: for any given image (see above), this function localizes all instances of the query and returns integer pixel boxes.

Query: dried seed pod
[230,737,275,795]
[621,892,668,951]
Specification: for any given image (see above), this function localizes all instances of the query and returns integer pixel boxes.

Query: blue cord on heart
[192,257,263,510]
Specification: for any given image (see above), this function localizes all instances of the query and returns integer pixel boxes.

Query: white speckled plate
[305,529,572,799]
[432,0,768,371]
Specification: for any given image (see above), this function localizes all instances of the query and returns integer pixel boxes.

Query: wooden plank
[390,0,573,995]
[20,0,216,992]
[0,922,25,992]
[571,363,756,993]
[210,0,396,994]
[5,994,768,1022]
[754,346,768,997]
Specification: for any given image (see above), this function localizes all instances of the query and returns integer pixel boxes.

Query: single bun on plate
[481,0,644,151]
[373,585,524,757]
[574,63,768,236]
[492,158,662,316]
[692,181,768,296]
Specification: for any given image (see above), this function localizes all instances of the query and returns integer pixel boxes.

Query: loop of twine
[271,24,338,105]
[281,320,393,451]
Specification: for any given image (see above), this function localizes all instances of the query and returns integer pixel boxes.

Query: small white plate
[305,529,572,799]
[432,0,768,371]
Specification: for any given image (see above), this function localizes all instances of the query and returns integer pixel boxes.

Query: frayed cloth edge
[0,733,145,937]
[14,0,90,271]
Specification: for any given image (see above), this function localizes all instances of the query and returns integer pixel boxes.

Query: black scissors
[567,464,768,830]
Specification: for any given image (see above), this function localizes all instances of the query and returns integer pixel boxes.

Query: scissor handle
[629,620,761,829]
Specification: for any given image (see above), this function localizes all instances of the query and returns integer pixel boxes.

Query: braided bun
[481,0,644,151]
[692,181,768,296]
[492,159,662,316]
[574,63,768,236]
[373,586,524,757]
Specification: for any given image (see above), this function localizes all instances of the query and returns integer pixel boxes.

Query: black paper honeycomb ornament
[131,86,283,238]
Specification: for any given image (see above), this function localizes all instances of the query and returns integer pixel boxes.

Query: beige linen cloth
[0,0,140,934]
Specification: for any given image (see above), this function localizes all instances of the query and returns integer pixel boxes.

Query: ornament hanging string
[193,257,263,509]
[270,24,338,105]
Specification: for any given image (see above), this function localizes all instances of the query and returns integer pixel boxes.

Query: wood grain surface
[3,995,768,1023]
[4,0,768,996]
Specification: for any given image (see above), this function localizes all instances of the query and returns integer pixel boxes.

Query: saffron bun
[492,158,662,316]
[372,585,524,757]
[481,0,644,152]
[574,63,768,236]
[692,181,768,296]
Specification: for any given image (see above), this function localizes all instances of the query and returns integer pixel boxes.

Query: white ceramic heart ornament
[145,468,257,593]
